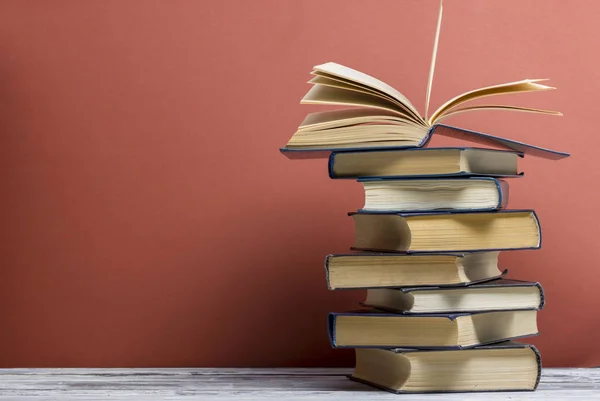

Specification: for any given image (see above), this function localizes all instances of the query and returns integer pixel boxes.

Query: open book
[281,0,569,160]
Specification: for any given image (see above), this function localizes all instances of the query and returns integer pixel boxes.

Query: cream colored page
[310,74,411,108]
[312,72,421,118]
[434,104,562,123]
[298,124,425,136]
[301,84,420,119]
[299,112,422,132]
[308,76,423,124]
[310,74,396,101]
[429,80,555,124]
[313,62,422,120]
[299,108,404,126]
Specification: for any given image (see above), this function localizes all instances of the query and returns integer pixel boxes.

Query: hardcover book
[328,147,522,179]
[328,309,539,349]
[361,279,544,314]
[350,341,541,393]
[324,251,504,289]
[359,177,509,212]
[351,210,541,253]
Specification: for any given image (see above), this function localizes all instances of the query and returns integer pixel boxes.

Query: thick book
[351,210,541,253]
[280,2,568,160]
[324,251,504,290]
[350,341,541,393]
[362,279,545,314]
[359,177,509,212]
[328,309,538,349]
[328,147,522,179]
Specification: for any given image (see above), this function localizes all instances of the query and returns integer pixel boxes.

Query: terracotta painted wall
[0,0,596,367]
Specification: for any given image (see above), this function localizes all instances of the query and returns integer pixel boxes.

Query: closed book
[328,147,523,179]
[359,177,509,212]
[324,251,504,290]
[351,209,541,253]
[328,309,538,349]
[362,279,545,314]
[350,341,541,393]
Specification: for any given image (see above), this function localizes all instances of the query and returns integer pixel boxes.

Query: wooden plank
[0,368,598,400]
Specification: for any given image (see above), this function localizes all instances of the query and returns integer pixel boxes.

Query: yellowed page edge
[313,62,424,123]
[428,80,556,124]
[434,104,562,124]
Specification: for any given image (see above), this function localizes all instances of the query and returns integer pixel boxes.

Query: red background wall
[0,0,595,367]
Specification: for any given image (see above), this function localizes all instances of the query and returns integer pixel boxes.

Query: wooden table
[0,368,598,400]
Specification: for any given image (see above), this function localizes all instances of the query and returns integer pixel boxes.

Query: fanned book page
[281,0,569,160]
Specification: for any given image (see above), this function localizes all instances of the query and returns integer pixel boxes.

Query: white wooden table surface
[0,368,598,400]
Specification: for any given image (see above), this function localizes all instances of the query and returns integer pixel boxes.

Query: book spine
[324,255,333,290]
[327,153,337,178]
[531,210,542,249]
[531,344,542,390]
[418,126,435,147]
[496,179,510,209]
[279,147,332,160]
[536,282,546,310]
[327,313,337,347]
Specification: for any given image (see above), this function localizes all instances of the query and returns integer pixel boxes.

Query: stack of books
[280,1,569,394]
[323,170,545,394]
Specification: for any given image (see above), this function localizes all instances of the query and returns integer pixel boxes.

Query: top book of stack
[279,1,569,161]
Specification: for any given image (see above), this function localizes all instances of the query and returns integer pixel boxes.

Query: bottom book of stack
[350,342,540,393]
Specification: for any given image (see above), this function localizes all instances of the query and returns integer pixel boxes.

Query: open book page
[425,0,444,119]
[295,125,426,139]
[313,62,423,123]
[308,75,423,122]
[428,80,557,124]
[435,105,562,123]
[310,75,389,99]
[309,73,425,125]
[298,109,420,131]
[311,72,402,104]
[301,84,428,128]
